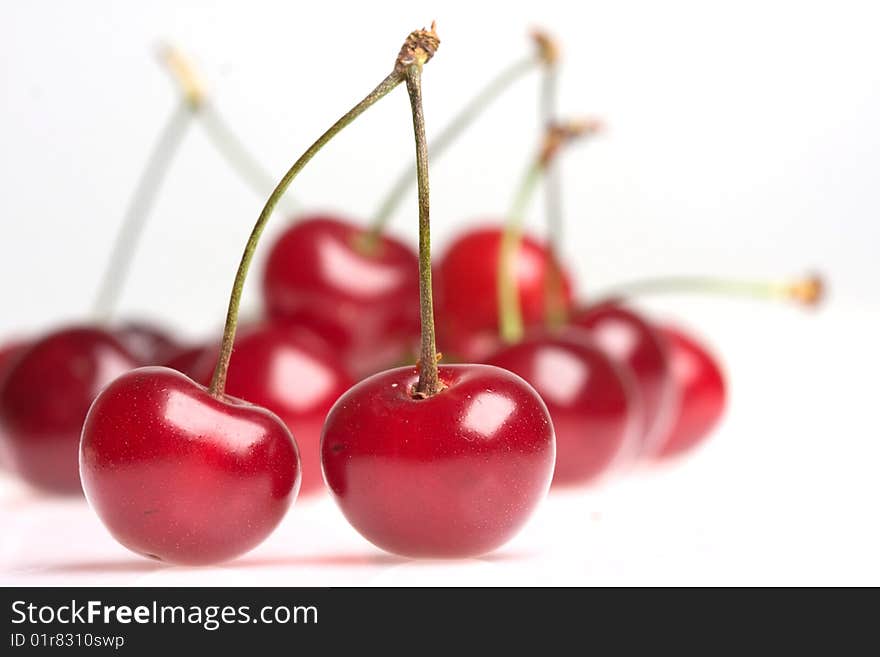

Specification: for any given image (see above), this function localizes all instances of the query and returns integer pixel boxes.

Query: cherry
[323,30,555,558]
[262,214,420,377]
[0,327,138,493]
[81,26,442,564]
[115,320,180,365]
[580,273,824,457]
[80,367,300,564]
[437,226,573,340]
[322,364,554,557]
[486,331,641,486]
[569,302,677,457]
[653,325,726,458]
[188,324,352,495]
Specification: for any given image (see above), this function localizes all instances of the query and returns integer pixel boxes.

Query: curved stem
[208,72,404,396]
[498,159,544,343]
[366,55,537,244]
[199,104,298,216]
[407,64,442,398]
[92,101,193,320]
[591,274,825,307]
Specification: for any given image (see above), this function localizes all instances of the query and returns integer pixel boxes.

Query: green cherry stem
[405,54,442,398]
[363,33,554,246]
[591,273,825,308]
[498,159,544,344]
[208,25,441,397]
[200,104,298,216]
[92,100,194,320]
[498,119,601,344]
[161,45,297,215]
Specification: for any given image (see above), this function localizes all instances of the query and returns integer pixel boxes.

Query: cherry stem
[200,104,299,216]
[592,274,825,308]
[406,63,442,398]
[538,46,567,328]
[161,45,298,215]
[209,25,440,397]
[498,159,544,343]
[92,101,193,321]
[498,119,600,343]
[363,54,540,247]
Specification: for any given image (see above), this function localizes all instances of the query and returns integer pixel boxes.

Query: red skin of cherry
[114,321,180,365]
[654,325,726,459]
[321,364,555,558]
[436,226,573,344]
[440,326,502,364]
[262,214,420,377]
[0,327,138,493]
[0,340,28,469]
[187,324,353,496]
[80,366,300,565]
[161,343,212,379]
[487,330,642,487]
[569,303,678,458]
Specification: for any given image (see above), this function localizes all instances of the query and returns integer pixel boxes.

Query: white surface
[2,302,878,587]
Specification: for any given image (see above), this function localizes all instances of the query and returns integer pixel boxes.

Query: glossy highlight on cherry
[654,325,726,459]
[487,330,641,486]
[263,214,419,377]
[570,302,677,457]
[80,367,300,565]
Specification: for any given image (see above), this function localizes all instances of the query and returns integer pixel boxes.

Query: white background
[1,1,879,585]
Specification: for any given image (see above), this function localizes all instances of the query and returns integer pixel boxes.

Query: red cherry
[0,339,27,384]
[0,327,138,493]
[115,321,180,365]
[262,214,419,375]
[487,331,642,486]
[569,303,678,457]
[321,364,555,557]
[0,340,28,468]
[654,325,727,458]
[80,367,300,565]
[189,324,352,496]
[436,226,573,340]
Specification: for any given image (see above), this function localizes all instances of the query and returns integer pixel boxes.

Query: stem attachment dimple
[207,25,439,398]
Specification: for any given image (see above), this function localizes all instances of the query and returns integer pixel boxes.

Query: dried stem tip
[787,273,825,307]
[159,44,207,109]
[530,28,560,66]
[540,118,603,165]
[396,21,440,71]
